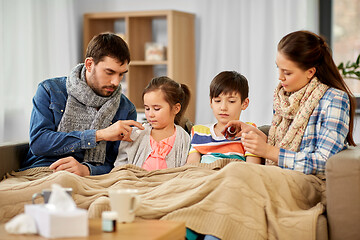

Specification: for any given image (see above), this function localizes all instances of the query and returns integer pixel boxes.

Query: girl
[227,30,356,176]
[114,76,191,170]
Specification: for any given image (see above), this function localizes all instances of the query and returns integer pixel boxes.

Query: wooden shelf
[83,10,196,122]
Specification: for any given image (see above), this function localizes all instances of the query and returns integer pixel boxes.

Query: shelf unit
[83,10,196,122]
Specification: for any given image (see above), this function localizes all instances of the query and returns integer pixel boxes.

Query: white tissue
[5,213,37,234]
[46,184,76,212]
[130,126,142,141]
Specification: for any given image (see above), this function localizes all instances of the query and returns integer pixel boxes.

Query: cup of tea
[108,189,140,223]
[32,188,73,204]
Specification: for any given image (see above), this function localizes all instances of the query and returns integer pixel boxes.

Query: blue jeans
[204,235,220,240]
[186,228,221,240]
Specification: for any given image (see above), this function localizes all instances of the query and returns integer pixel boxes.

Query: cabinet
[83,10,196,122]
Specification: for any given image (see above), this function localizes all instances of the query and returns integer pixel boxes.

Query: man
[21,33,143,176]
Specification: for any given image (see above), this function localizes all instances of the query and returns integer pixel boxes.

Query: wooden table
[0,218,186,240]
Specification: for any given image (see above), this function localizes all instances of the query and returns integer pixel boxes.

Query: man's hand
[96,120,144,142]
[49,157,90,176]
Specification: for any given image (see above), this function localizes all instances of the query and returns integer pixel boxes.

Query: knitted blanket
[0,160,325,240]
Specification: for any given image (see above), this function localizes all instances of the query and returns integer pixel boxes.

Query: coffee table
[0,218,186,240]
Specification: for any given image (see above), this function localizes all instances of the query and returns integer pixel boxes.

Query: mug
[108,189,140,223]
[32,188,73,204]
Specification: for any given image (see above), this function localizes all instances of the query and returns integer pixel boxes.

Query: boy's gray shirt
[114,123,190,168]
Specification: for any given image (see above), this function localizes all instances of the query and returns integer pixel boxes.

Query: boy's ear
[241,98,249,110]
[173,103,181,115]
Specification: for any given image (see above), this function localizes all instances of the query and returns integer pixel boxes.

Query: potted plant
[337,53,360,80]
[337,53,360,113]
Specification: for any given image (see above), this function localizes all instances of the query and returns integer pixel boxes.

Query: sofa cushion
[326,146,360,240]
[0,142,29,179]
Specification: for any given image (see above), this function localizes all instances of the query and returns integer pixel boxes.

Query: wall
[9,1,356,144]
[74,0,319,127]
[355,115,360,144]
[75,0,359,144]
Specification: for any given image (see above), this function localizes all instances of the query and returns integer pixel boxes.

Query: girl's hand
[241,131,279,162]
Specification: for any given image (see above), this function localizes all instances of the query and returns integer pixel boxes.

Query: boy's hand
[186,152,201,164]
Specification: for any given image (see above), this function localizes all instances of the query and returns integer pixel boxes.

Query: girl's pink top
[142,130,177,171]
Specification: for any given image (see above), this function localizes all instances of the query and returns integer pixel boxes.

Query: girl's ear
[241,98,249,110]
[173,103,181,115]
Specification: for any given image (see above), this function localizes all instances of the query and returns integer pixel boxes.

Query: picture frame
[145,42,166,61]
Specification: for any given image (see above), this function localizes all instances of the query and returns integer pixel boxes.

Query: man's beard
[88,70,116,97]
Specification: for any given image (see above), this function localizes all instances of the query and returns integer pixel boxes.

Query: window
[332,0,360,96]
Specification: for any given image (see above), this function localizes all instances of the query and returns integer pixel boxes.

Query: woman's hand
[241,131,279,162]
[221,120,250,139]
[222,120,267,141]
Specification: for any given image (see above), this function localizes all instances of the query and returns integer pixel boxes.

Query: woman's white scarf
[57,64,121,164]
[266,77,329,165]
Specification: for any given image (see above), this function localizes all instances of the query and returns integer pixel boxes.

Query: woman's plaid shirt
[278,88,350,175]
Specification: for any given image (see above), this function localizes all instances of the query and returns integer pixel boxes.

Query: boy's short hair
[85,32,130,65]
[209,71,249,102]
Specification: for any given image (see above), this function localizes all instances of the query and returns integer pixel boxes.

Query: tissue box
[25,204,88,238]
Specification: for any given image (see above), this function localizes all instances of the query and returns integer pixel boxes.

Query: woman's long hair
[278,30,356,146]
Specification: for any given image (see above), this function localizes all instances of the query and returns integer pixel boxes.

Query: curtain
[76,0,319,126]
[0,0,78,143]
[194,0,319,125]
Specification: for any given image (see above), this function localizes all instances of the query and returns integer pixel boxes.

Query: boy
[186,71,261,164]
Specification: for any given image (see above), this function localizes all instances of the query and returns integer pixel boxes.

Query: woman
[228,30,356,176]
[194,30,357,240]
[190,30,357,240]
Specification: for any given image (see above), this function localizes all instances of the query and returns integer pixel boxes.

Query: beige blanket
[0,160,325,240]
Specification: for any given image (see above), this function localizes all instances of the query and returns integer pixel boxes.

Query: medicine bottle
[225,126,236,140]
[102,211,117,232]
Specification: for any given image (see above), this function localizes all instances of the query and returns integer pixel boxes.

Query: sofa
[0,141,359,240]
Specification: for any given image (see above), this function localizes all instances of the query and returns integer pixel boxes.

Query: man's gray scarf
[57,63,121,164]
